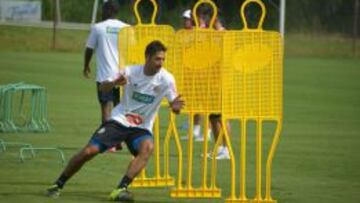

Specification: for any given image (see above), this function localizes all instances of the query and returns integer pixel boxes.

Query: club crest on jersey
[132,91,155,104]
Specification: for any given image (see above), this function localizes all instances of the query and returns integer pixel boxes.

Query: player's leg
[181,114,201,140]
[109,86,122,151]
[47,144,101,198]
[194,114,212,142]
[125,138,154,179]
[112,86,120,106]
[210,114,230,160]
[110,132,153,201]
[97,82,115,123]
[193,114,202,137]
[47,121,122,198]
[100,102,113,123]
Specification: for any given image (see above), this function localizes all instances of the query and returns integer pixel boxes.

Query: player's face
[147,51,165,72]
[184,18,193,29]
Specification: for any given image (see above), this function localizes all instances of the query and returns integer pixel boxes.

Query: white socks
[193,125,201,137]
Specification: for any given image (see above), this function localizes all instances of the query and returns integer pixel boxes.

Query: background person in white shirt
[83,0,130,124]
[47,41,184,201]
[181,7,231,160]
[180,9,212,142]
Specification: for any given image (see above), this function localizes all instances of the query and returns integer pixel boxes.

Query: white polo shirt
[86,19,130,82]
[111,65,177,133]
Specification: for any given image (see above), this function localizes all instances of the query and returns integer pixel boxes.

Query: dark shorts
[88,120,153,156]
[96,82,120,105]
[209,114,221,120]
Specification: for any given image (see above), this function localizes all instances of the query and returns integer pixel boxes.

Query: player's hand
[114,74,127,86]
[170,95,184,114]
[99,75,127,93]
[83,65,91,78]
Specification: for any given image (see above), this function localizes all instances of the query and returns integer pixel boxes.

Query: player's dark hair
[145,40,167,57]
[102,0,119,19]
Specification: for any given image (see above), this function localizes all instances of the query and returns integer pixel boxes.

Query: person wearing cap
[180,9,213,142]
[180,7,231,160]
[182,8,208,30]
[182,9,193,29]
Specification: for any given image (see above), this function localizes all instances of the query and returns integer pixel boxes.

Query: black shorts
[88,120,153,156]
[96,82,120,105]
[209,114,221,120]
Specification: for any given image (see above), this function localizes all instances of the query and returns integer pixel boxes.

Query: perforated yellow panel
[118,0,175,107]
[222,31,283,119]
[118,25,175,69]
[118,0,179,188]
[172,30,225,113]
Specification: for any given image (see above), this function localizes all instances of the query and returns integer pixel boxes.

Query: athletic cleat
[46,184,61,198]
[109,188,134,202]
[213,149,230,160]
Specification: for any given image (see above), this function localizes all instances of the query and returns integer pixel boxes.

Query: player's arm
[99,74,127,92]
[83,25,97,78]
[166,76,184,114]
[83,48,93,78]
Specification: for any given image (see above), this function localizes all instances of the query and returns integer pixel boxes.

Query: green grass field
[1,26,360,203]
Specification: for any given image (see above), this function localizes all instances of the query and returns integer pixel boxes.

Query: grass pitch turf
[0,51,359,203]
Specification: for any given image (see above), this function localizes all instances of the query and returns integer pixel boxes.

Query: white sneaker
[206,146,230,160]
[215,148,230,160]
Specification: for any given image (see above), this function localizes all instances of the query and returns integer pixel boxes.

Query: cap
[182,9,192,19]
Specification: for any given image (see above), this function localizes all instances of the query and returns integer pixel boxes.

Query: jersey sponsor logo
[132,91,155,104]
[125,113,144,126]
[106,26,120,34]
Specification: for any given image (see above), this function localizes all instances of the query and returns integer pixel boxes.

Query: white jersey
[111,65,177,133]
[86,19,130,82]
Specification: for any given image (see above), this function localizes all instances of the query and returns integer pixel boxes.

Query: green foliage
[39,0,359,35]
[285,0,356,34]
[1,25,359,58]
[42,0,96,23]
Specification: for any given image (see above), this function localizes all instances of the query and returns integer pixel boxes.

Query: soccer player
[47,41,184,201]
[83,0,130,124]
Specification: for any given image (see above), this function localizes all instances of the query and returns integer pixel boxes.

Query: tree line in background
[41,0,359,37]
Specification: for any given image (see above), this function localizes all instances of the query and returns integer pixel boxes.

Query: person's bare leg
[48,144,100,195]
[193,114,202,137]
[113,139,154,193]
[62,145,100,178]
[101,101,113,124]
[210,117,232,146]
[210,116,231,159]
[109,139,153,201]
[125,139,154,179]
[194,114,201,125]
